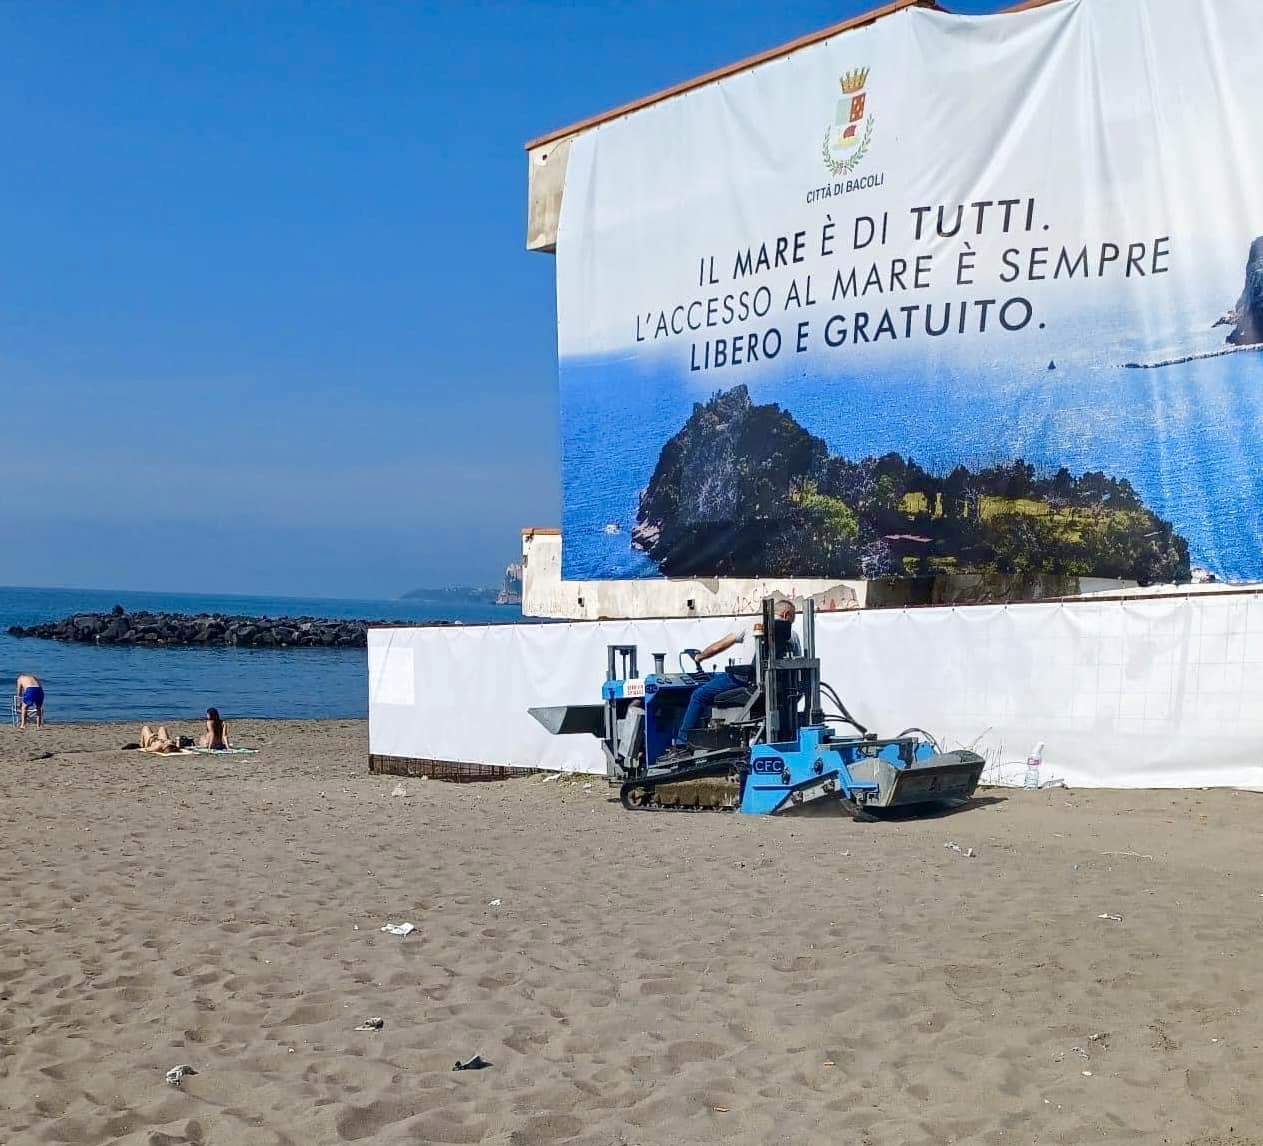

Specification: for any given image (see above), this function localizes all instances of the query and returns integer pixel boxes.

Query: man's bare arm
[697,633,740,663]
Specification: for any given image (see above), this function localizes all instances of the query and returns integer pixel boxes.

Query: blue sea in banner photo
[0,586,522,724]
[560,316,1263,581]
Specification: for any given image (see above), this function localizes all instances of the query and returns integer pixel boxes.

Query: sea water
[0,586,522,723]
[560,315,1263,581]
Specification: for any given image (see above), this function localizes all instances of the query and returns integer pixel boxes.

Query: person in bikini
[198,708,231,750]
[140,725,181,753]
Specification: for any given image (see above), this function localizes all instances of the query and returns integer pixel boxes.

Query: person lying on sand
[198,708,231,750]
[140,725,183,753]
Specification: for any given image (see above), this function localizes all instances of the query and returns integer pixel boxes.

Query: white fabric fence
[368,594,1263,789]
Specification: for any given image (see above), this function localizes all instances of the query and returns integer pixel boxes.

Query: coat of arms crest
[822,67,874,176]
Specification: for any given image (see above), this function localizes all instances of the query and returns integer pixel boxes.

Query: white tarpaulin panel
[369,594,1263,789]
[555,0,1263,587]
[368,617,766,773]
[814,596,1263,788]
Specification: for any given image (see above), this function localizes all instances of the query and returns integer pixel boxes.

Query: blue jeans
[675,671,742,745]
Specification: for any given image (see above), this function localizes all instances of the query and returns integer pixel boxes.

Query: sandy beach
[1,720,1260,1145]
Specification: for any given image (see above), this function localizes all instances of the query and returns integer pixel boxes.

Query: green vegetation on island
[633,385,1190,584]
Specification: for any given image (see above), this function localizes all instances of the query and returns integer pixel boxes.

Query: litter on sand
[390,784,410,798]
[1097,913,1124,922]
[380,922,416,937]
[453,1055,491,1071]
[944,842,976,858]
[488,899,502,907]
[165,1065,197,1087]
[355,1017,385,1031]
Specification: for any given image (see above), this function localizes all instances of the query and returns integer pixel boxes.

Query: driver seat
[709,683,762,724]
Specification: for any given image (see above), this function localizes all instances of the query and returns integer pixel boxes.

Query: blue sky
[0,0,1005,599]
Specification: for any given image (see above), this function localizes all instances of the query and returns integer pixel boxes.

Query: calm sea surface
[0,586,521,724]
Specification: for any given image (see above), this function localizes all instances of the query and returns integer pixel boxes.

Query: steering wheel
[680,648,705,673]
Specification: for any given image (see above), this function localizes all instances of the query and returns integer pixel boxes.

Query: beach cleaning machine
[529,597,984,815]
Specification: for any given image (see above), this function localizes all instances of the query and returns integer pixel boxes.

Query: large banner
[555,0,1263,583]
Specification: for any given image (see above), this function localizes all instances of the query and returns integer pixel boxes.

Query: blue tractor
[530,597,984,816]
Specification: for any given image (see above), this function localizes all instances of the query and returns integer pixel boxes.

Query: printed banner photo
[555,0,1263,583]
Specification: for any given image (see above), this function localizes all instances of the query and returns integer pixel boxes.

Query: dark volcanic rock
[635,385,831,576]
[1222,235,1263,345]
[7,609,448,648]
[634,384,1191,585]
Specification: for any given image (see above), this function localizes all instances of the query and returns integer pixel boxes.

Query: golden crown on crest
[839,67,869,93]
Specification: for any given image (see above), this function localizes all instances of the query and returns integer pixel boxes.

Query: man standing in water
[15,673,45,728]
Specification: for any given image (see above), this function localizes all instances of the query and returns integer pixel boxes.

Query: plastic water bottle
[1023,741,1045,791]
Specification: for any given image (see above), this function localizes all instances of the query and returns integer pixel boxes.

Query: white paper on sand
[380,922,416,937]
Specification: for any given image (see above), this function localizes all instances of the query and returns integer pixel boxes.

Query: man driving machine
[670,598,800,750]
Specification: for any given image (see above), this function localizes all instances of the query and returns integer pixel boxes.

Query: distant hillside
[402,564,522,606]
[401,586,500,604]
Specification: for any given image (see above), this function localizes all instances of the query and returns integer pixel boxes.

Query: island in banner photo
[630,384,1190,585]
[623,233,1263,584]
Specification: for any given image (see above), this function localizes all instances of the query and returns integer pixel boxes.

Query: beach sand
[1,719,1261,1145]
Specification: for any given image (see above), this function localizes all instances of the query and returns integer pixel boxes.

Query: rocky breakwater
[6,607,434,649]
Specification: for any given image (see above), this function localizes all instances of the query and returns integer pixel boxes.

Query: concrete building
[522,0,1125,622]
[521,528,863,620]
[520,528,1147,620]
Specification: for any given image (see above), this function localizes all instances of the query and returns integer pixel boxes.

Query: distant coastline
[402,563,523,607]
[401,586,500,604]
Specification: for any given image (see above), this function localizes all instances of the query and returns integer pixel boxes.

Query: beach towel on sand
[188,746,256,755]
